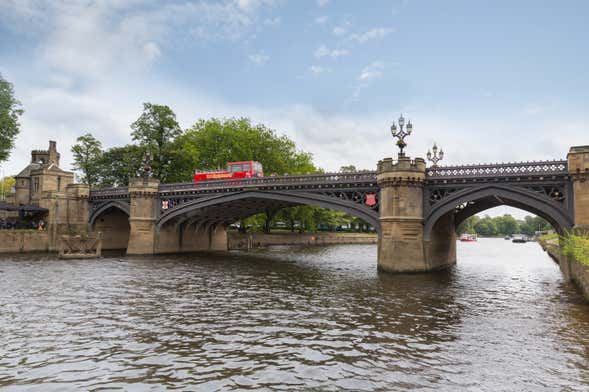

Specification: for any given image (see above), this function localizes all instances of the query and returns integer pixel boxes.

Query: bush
[562,233,589,266]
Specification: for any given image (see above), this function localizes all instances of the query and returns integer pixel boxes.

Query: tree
[457,215,480,235]
[131,103,181,182]
[0,74,24,163]
[474,215,498,236]
[495,214,519,235]
[340,165,357,172]
[98,144,145,187]
[71,133,103,187]
[1,176,15,200]
[170,117,317,182]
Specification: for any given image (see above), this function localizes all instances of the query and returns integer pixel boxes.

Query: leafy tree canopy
[0,74,23,163]
[169,117,317,182]
[71,133,103,187]
[131,103,181,181]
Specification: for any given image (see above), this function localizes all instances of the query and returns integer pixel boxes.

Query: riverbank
[228,231,378,250]
[539,235,589,300]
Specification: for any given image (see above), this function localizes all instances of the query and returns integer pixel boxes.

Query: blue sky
[1,0,588,216]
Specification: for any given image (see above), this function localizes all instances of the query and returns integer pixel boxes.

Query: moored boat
[512,234,527,243]
[459,233,477,242]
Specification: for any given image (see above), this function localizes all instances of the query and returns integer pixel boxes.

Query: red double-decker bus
[193,161,264,182]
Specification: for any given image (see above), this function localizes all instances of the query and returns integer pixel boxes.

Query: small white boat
[459,233,477,242]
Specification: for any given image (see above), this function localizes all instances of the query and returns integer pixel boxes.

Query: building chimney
[48,140,60,166]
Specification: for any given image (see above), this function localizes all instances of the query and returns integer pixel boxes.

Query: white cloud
[314,16,328,24]
[143,42,162,61]
[359,61,384,81]
[309,65,330,75]
[317,0,329,7]
[350,27,394,43]
[314,45,350,58]
[333,26,346,36]
[248,52,270,64]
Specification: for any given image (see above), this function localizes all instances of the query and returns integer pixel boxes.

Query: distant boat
[460,234,477,242]
[512,234,527,243]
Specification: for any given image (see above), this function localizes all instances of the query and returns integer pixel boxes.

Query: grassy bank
[539,232,589,266]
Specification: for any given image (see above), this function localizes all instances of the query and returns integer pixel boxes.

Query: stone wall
[539,238,589,300]
[0,231,50,253]
[228,232,377,250]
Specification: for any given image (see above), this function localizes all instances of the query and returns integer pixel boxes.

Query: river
[0,238,588,391]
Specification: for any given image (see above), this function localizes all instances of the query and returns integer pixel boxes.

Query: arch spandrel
[156,190,381,233]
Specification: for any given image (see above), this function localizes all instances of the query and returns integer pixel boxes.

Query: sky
[1,0,588,218]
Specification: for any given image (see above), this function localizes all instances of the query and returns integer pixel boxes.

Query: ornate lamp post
[426,143,444,167]
[390,114,413,157]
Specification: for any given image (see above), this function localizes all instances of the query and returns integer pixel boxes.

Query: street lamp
[426,143,444,167]
[391,114,413,157]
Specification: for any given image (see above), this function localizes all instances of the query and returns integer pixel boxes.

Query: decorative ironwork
[426,143,444,167]
[138,150,153,183]
[390,114,413,157]
[426,160,567,179]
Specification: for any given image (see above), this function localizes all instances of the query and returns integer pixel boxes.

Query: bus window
[230,164,243,173]
[243,163,251,172]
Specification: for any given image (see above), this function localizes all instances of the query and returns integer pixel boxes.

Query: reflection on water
[0,239,588,391]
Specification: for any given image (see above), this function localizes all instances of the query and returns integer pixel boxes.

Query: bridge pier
[568,145,589,232]
[126,177,159,255]
[377,155,456,273]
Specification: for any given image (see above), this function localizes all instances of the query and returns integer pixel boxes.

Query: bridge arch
[89,200,130,227]
[157,190,381,233]
[89,201,131,251]
[423,184,574,241]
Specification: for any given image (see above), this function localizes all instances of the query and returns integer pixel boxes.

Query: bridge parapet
[90,187,129,199]
[158,171,378,194]
[426,160,567,180]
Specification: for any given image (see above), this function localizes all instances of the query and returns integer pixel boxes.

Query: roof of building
[15,162,72,178]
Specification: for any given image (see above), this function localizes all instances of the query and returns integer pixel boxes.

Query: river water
[0,239,588,391]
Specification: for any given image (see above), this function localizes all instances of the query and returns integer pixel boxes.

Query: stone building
[3,141,90,247]
[15,141,75,206]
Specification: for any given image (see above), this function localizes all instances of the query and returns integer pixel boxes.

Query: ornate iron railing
[89,160,570,198]
[426,160,568,179]
[158,171,378,192]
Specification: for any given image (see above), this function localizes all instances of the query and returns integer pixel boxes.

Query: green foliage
[0,74,23,163]
[1,176,15,197]
[457,215,480,235]
[340,165,357,172]
[538,233,559,242]
[562,234,589,266]
[169,117,317,182]
[474,215,498,236]
[457,214,552,236]
[518,215,551,235]
[71,133,103,187]
[98,144,145,187]
[131,103,181,182]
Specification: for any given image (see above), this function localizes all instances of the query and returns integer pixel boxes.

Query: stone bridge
[85,145,589,273]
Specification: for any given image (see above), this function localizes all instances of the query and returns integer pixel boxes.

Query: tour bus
[193,161,264,182]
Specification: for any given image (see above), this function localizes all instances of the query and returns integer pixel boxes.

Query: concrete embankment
[0,231,51,253]
[539,238,589,300]
[228,232,377,250]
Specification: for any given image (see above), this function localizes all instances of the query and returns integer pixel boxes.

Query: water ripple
[1,240,588,391]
